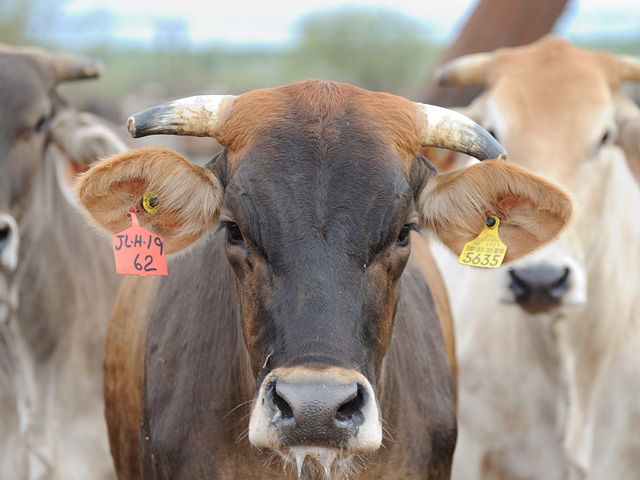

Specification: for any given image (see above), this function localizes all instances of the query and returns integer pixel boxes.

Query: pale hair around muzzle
[126,94,506,163]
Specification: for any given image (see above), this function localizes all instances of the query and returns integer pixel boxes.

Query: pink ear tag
[112,209,168,277]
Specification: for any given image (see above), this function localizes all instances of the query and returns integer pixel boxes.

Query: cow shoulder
[104,275,161,480]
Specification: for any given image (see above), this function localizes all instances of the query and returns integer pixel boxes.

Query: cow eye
[396,224,413,247]
[225,222,244,245]
[33,116,50,134]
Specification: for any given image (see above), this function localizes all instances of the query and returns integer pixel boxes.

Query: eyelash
[397,223,419,247]
[218,221,244,245]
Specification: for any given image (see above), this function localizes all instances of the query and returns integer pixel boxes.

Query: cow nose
[508,266,571,311]
[270,378,366,448]
[0,214,19,272]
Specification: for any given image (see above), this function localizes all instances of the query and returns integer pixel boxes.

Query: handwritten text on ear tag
[458,216,507,268]
[112,209,168,277]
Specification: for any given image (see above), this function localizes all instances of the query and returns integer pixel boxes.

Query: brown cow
[430,36,640,479]
[0,45,127,479]
[77,79,572,479]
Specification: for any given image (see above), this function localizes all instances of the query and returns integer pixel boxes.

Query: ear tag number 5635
[457,216,507,269]
[112,209,168,277]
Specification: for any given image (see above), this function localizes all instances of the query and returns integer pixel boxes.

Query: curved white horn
[435,52,493,86]
[127,95,237,138]
[415,103,506,161]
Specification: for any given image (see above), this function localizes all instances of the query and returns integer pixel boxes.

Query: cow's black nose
[269,378,366,448]
[509,266,571,311]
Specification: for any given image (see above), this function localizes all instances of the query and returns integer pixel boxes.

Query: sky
[61,0,640,48]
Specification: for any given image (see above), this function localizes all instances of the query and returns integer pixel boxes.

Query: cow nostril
[508,268,528,298]
[549,267,571,297]
[335,385,364,422]
[272,388,294,420]
[551,267,570,289]
[0,225,10,246]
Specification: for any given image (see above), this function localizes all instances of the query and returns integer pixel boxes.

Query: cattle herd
[0,35,638,480]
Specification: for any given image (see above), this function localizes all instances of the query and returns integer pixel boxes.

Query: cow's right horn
[49,52,102,81]
[0,45,102,81]
[127,96,237,139]
[415,103,506,161]
[435,52,493,86]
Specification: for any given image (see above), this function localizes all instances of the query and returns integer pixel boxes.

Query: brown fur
[216,80,421,176]
[103,276,160,480]
[411,231,457,402]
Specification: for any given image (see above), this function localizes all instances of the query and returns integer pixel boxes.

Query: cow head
[436,35,640,314]
[76,80,572,474]
[0,46,95,325]
[0,45,127,297]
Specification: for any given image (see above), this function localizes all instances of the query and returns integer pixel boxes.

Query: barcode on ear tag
[458,216,507,269]
[112,210,168,277]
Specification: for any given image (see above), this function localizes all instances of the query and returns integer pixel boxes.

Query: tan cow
[0,45,127,479]
[430,35,640,479]
[76,79,572,479]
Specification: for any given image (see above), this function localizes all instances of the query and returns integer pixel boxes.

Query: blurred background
[2,0,638,156]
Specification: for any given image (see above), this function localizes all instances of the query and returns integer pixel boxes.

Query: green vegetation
[2,0,638,122]
[53,8,444,114]
[2,2,445,115]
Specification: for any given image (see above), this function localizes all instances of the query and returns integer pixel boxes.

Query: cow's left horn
[618,55,640,82]
[415,103,506,161]
[435,52,493,86]
[127,96,237,138]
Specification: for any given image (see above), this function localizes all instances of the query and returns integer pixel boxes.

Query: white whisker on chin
[259,446,372,480]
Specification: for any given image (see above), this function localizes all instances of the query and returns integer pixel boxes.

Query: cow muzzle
[249,366,382,473]
[508,265,571,312]
[499,244,586,313]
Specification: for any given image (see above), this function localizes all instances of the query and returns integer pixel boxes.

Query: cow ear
[420,147,471,173]
[52,111,130,166]
[52,110,130,206]
[76,147,223,254]
[615,94,640,184]
[418,161,573,263]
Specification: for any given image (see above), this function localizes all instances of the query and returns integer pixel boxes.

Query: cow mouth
[272,445,367,480]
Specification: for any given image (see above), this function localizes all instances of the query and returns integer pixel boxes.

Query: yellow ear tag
[142,191,160,214]
[457,216,507,268]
